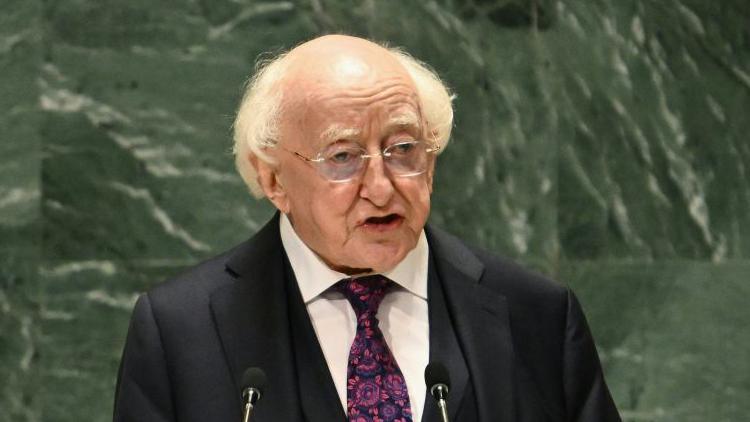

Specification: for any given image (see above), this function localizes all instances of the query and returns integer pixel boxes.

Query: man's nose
[358,155,395,206]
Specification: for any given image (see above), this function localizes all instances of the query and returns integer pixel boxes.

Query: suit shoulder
[427,225,568,305]
[145,243,241,312]
[144,215,282,315]
[474,247,566,298]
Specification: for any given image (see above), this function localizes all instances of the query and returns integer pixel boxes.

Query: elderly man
[114,35,620,422]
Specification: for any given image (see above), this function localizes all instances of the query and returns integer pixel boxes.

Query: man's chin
[351,245,411,274]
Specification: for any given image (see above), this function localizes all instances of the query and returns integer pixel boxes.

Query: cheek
[402,179,433,225]
[413,193,431,228]
[307,186,360,230]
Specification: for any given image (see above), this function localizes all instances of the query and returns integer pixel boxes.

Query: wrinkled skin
[251,35,435,274]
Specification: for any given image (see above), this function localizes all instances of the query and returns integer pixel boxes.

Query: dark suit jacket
[114,215,621,421]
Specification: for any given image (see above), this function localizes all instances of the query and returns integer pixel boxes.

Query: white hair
[232,42,454,198]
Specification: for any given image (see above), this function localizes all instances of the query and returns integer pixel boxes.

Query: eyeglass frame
[262,138,441,183]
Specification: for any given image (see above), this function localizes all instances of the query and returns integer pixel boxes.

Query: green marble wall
[1,0,748,420]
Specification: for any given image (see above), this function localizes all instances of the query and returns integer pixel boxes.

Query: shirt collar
[279,213,429,303]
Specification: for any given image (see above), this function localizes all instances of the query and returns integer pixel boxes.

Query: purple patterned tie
[335,275,413,422]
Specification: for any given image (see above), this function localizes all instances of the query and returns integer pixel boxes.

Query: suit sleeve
[563,289,622,422]
[114,294,176,422]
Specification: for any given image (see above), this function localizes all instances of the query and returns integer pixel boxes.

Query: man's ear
[249,154,290,213]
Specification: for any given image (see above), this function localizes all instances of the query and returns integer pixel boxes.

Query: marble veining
[107,182,211,252]
[0,0,748,420]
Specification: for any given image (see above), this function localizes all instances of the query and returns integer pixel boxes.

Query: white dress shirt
[279,214,429,421]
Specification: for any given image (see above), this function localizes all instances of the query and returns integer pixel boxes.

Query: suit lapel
[284,259,347,421]
[426,226,516,422]
[211,214,345,421]
[209,214,304,421]
[425,255,470,421]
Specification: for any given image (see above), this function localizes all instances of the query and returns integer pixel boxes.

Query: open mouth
[362,213,403,230]
[365,214,400,224]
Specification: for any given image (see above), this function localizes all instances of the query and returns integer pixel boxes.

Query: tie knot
[335,275,392,320]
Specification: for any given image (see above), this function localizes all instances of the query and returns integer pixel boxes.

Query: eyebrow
[384,112,423,138]
[319,125,362,144]
[386,111,420,130]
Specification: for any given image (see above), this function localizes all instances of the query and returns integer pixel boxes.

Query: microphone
[240,367,267,422]
[425,362,451,422]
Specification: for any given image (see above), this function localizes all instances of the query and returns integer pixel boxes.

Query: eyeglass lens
[317,141,431,181]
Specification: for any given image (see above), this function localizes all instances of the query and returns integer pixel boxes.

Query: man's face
[258,45,434,274]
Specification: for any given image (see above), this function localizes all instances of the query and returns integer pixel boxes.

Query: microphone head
[424,361,451,392]
[241,367,267,393]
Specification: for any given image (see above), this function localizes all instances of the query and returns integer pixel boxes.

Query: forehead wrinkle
[318,88,421,132]
[313,76,417,106]
[294,71,422,148]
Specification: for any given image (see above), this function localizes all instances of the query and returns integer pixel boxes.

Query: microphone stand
[431,384,450,422]
[242,402,254,422]
[242,388,261,422]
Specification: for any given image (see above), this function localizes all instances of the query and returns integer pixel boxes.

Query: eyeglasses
[273,139,440,182]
